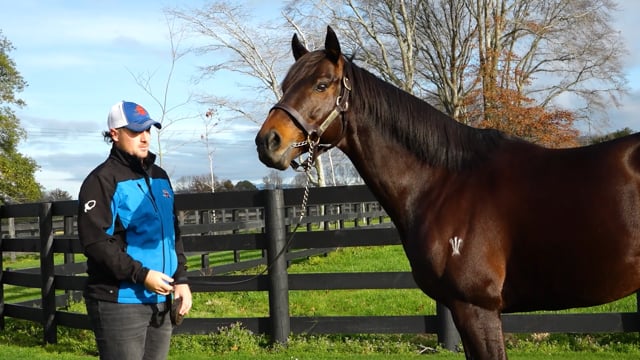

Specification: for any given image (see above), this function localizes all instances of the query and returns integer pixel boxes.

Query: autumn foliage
[462,87,579,148]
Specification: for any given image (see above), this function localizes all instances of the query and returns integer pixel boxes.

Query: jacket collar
[110,145,157,174]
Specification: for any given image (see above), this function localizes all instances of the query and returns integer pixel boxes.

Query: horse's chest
[401,204,506,307]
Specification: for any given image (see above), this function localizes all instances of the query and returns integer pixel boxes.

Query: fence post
[0,213,3,332]
[264,189,290,345]
[436,302,460,352]
[40,202,57,344]
[232,209,240,262]
[8,217,15,261]
[63,216,74,265]
[637,291,640,317]
[62,216,75,305]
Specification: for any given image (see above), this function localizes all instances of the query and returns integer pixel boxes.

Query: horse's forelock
[281,51,326,92]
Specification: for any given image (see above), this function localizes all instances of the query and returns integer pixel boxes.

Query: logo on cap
[135,105,148,117]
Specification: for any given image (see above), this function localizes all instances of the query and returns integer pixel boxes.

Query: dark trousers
[85,297,172,360]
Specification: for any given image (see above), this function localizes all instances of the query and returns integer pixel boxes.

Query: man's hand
[173,284,192,316]
[143,269,174,295]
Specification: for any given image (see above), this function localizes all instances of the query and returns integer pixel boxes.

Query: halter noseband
[270,75,352,170]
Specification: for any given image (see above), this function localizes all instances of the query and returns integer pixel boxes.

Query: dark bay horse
[254,26,640,359]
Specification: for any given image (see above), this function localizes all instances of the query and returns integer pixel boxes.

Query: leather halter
[270,75,352,169]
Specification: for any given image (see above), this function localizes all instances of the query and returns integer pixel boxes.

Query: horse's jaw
[256,146,293,170]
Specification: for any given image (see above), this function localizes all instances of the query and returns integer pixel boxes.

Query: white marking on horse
[449,236,463,256]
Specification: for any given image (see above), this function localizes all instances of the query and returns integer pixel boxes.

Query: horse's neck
[339,121,444,235]
[337,68,509,233]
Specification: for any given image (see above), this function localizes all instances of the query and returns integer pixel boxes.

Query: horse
[254,26,640,359]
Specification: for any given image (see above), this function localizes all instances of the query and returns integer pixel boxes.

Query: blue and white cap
[107,101,161,132]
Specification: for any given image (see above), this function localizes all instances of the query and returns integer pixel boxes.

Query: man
[78,100,192,360]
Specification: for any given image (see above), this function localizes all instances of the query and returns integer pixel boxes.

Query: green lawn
[2,246,640,358]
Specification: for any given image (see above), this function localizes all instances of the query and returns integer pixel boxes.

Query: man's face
[111,127,151,159]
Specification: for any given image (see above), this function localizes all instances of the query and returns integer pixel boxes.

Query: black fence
[1,185,640,350]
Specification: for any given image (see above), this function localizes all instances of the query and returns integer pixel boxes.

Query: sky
[0,0,285,198]
[2,1,640,199]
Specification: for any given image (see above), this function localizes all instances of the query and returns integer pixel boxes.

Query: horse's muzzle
[255,130,291,170]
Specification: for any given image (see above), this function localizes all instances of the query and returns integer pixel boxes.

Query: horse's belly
[502,242,640,312]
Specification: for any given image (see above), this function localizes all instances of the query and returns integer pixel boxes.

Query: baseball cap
[108,101,161,132]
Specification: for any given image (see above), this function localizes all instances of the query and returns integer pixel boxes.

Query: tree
[174,174,257,192]
[286,0,422,94]
[290,151,363,187]
[469,86,579,147]
[41,188,73,201]
[168,3,288,119]
[175,174,214,193]
[129,15,196,167]
[464,0,626,135]
[587,127,634,145]
[234,180,257,191]
[0,31,41,203]
[169,2,333,188]
[287,0,626,144]
[263,170,284,189]
[290,172,309,188]
[220,179,234,191]
[200,107,222,194]
[414,0,477,119]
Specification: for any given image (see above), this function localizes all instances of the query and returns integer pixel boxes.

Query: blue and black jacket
[78,146,188,304]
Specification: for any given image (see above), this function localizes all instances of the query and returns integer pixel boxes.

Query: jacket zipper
[137,180,168,293]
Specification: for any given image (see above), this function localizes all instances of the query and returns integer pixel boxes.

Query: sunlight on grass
[3,242,640,359]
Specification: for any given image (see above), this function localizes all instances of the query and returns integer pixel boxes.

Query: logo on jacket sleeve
[84,200,97,213]
[162,189,171,198]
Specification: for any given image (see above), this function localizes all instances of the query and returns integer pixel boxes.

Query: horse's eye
[315,83,328,92]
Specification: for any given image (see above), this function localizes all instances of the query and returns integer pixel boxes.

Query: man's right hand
[143,269,174,295]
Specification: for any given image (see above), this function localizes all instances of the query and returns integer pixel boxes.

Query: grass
[4,318,640,359]
[2,246,640,358]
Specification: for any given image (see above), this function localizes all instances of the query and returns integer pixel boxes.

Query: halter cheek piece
[270,75,351,170]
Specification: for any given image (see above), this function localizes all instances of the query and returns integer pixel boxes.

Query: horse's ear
[292,33,308,61]
[325,26,341,63]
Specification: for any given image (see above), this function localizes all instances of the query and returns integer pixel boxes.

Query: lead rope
[189,139,317,287]
[296,139,316,221]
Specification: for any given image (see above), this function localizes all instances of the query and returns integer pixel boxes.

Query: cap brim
[124,120,162,132]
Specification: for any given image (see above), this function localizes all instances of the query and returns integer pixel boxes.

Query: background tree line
[0,0,633,203]
[170,0,627,187]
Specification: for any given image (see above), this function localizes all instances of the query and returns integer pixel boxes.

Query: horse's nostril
[266,130,281,151]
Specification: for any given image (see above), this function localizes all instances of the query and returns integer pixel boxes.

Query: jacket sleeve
[77,171,149,284]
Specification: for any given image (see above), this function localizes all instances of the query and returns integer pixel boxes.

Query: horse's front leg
[448,301,507,360]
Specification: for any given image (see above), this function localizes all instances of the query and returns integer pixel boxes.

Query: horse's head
[255,26,351,170]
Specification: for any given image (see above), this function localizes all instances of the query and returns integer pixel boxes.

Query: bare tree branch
[127,14,197,167]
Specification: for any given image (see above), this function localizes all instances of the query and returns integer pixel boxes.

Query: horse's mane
[346,60,514,171]
[283,51,514,170]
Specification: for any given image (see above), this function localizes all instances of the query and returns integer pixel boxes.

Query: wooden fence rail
[1,185,639,351]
